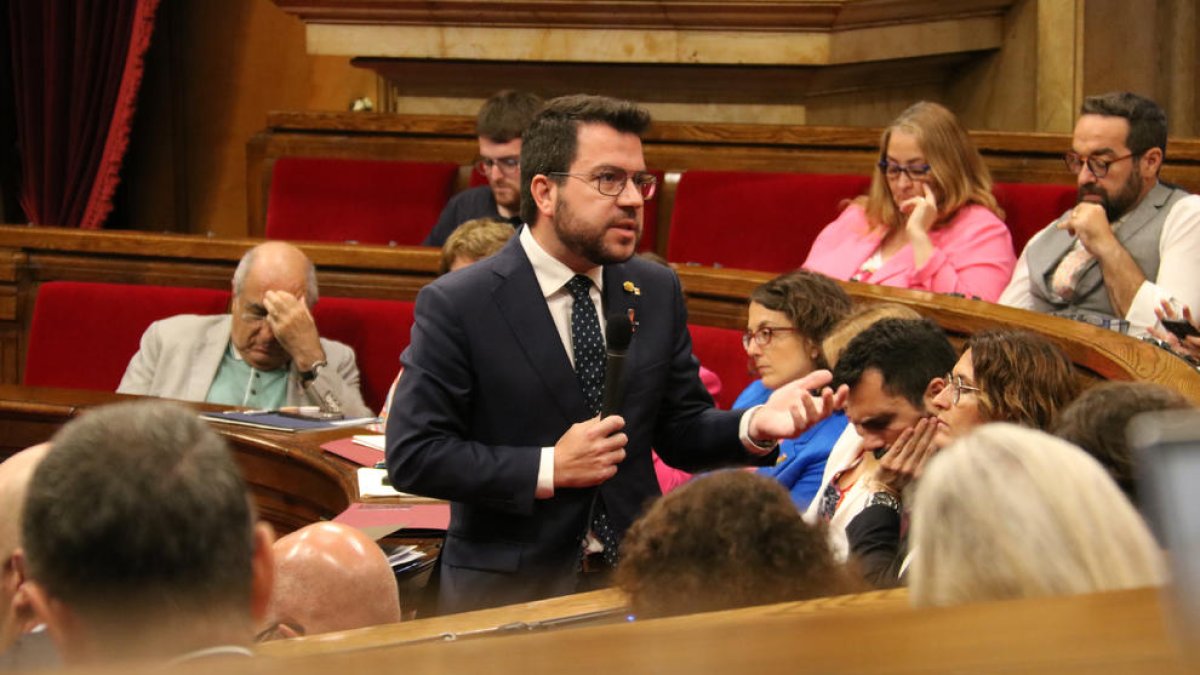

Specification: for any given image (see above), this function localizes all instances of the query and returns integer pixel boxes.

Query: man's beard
[553,196,640,267]
[1078,168,1142,223]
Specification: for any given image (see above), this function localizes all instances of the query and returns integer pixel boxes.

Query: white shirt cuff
[739,405,776,455]
[535,446,555,498]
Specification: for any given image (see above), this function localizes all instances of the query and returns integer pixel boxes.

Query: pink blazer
[801,203,1016,302]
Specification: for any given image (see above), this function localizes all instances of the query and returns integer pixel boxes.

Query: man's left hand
[748,370,848,443]
[263,290,326,372]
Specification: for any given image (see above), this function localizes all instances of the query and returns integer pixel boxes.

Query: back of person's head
[439,218,516,274]
[20,401,272,663]
[1080,91,1168,158]
[476,90,544,143]
[865,101,1001,231]
[749,270,852,370]
[833,318,955,409]
[519,94,651,226]
[266,522,402,639]
[910,423,1165,608]
[966,330,1081,430]
[821,303,921,368]
[1053,382,1192,501]
[615,471,855,619]
[0,443,50,651]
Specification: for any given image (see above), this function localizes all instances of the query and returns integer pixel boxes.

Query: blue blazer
[385,237,771,612]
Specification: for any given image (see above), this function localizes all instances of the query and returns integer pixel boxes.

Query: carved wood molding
[272,0,1015,32]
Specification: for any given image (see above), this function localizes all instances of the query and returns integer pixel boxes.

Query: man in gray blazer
[117,241,371,417]
[1000,92,1200,336]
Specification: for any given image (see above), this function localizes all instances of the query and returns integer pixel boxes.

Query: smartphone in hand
[1162,318,1200,341]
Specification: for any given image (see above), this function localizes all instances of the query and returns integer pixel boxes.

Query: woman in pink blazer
[803,102,1016,302]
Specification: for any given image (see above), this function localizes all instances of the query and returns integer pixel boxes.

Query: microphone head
[606,313,634,353]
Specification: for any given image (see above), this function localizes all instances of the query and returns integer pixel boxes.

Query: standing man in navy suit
[386,95,844,614]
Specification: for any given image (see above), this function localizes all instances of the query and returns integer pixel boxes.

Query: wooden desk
[0,385,411,535]
[235,587,1188,674]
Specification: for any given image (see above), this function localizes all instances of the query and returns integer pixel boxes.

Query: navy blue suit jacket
[385,236,768,611]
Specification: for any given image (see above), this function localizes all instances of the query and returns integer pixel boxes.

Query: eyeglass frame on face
[742,325,798,351]
[1063,151,1136,179]
[548,168,658,200]
[877,160,933,182]
[944,371,983,406]
[476,156,520,176]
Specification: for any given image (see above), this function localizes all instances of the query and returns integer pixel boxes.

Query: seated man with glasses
[423,90,544,247]
[118,242,372,417]
[999,91,1200,336]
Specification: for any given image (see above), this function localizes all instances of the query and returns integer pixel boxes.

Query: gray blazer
[117,314,371,417]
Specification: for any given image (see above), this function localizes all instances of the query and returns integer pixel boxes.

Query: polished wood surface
[1,225,1198,404]
[0,384,392,535]
[231,587,1187,674]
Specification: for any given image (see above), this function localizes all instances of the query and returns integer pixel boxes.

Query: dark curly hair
[749,270,852,370]
[615,471,857,618]
[966,329,1081,431]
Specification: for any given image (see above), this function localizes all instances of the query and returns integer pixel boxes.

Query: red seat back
[669,170,871,272]
[993,182,1077,253]
[312,296,416,413]
[266,157,459,245]
[688,324,753,410]
[24,282,231,391]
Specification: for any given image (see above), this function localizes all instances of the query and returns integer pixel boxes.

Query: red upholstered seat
[312,296,415,413]
[266,157,459,245]
[24,282,231,391]
[688,324,753,410]
[668,170,871,273]
[993,182,1077,253]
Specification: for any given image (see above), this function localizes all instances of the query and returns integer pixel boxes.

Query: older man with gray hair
[117,241,370,416]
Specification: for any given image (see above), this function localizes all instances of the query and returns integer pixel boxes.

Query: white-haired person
[909,423,1165,608]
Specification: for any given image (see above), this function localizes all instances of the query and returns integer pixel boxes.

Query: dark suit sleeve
[845,504,905,588]
[384,281,541,516]
[648,269,775,471]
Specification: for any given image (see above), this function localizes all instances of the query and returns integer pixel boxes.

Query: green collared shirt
[206,342,289,409]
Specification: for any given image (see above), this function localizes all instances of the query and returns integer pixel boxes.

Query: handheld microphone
[601,313,634,417]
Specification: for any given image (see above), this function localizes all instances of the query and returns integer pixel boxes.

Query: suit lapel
[490,242,589,422]
[189,317,232,400]
[602,262,641,364]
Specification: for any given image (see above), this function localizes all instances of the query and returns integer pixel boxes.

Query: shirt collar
[519,225,604,298]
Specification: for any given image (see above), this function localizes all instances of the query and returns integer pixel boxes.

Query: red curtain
[9,0,159,228]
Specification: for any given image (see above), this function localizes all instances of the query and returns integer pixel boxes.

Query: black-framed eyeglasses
[476,156,520,176]
[945,372,982,405]
[742,326,797,350]
[549,169,658,199]
[877,161,933,181]
[1063,151,1135,178]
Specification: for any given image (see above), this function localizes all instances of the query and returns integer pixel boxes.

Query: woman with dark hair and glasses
[802,101,1016,302]
[930,329,1081,445]
[733,270,853,508]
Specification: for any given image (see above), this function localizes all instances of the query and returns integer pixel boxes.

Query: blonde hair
[861,101,1003,234]
[821,302,921,368]
[439,218,515,274]
[910,423,1165,608]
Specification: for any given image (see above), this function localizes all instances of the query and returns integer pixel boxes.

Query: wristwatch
[299,360,327,385]
[865,491,902,513]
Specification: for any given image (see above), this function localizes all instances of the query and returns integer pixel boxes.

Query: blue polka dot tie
[567,275,621,567]
[567,275,604,416]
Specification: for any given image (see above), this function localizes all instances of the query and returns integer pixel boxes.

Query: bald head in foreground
[265,522,402,639]
[19,401,275,666]
[0,444,50,653]
[117,241,372,417]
